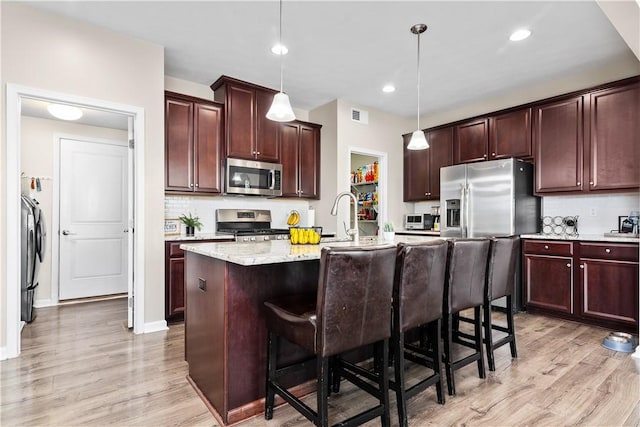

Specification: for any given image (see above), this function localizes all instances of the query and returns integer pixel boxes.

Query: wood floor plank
[1,299,638,426]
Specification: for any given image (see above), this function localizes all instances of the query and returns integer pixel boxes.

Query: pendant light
[266,0,296,122]
[407,24,429,150]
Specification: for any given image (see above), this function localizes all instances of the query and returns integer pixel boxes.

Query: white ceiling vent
[351,108,369,124]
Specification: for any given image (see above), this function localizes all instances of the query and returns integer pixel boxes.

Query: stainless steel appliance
[216,209,290,242]
[21,195,46,323]
[404,213,435,230]
[225,158,283,197]
[440,158,540,311]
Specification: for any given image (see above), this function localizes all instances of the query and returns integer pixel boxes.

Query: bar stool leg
[375,340,391,427]
[429,320,445,404]
[506,296,518,358]
[394,332,409,427]
[317,357,330,427]
[483,303,496,371]
[474,306,486,379]
[265,332,277,420]
[443,313,456,396]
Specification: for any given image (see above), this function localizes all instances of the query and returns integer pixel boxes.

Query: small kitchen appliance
[225,158,283,197]
[216,209,290,242]
[404,213,435,230]
[619,211,639,234]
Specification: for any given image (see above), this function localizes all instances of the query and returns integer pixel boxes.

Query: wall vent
[351,108,369,124]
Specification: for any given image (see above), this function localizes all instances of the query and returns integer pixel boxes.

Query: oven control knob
[244,237,250,242]
[250,237,256,241]
[263,236,269,241]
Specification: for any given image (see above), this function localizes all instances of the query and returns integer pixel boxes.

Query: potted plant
[382,222,395,241]
[179,212,202,237]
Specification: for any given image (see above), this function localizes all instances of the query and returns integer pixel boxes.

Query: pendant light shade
[407,23,429,150]
[267,0,296,122]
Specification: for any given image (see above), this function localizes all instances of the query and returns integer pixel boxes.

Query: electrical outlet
[590,207,597,216]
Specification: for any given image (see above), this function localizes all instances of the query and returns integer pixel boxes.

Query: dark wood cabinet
[489,108,532,160]
[165,238,233,321]
[587,82,640,191]
[523,239,638,333]
[533,96,584,194]
[280,121,321,199]
[403,127,453,201]
[211,76,280,162]
[165,92,223,194]
[454,119,488,164]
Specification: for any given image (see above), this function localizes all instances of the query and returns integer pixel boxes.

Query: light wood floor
[1,299,638,426]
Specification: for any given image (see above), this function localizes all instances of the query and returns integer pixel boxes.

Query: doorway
[348,147,388,237]
[4,84,146,360]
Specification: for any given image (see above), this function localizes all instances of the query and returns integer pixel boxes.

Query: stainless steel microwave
[225,158,283,197]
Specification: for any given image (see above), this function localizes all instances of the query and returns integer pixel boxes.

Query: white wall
[1,3,165,348]
[21,116,128,307]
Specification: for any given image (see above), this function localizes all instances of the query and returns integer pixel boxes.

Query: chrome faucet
[330,191,359,241]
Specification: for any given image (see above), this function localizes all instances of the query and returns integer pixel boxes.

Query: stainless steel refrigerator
[440,158,540,310]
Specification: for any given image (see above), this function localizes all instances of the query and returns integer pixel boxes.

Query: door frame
[4,83,146,359]
[347,146,388,231]
[52,134,130,305]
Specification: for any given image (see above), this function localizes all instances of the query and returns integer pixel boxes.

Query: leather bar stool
[483,236,520,371]
[392,240,448,427]
[442,238,490,396]
[263,245,396,427]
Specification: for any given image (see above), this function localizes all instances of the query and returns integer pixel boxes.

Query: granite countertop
[397,229,441,236]
[165,232,235,242]
[181,235,443,266]
[520,233,639,243]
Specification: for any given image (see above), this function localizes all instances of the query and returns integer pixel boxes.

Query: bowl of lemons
[289,226,322,245]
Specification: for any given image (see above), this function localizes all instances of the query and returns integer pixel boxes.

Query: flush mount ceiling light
[271,43,288,55]
[509,29,531,41]
[407,23,429,150]
[47,103,83,121]
[382,85,396,93]
[266,0,296,122]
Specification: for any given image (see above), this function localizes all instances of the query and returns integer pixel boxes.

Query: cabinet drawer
[579,242,639,262]
[168,242,185,258]
[523,240,573,256]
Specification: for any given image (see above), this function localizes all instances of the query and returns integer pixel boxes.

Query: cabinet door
[427,127,454,199]
[279,122,300,197]
[580,258,638,327]
[403,134,430,201]
[194,103,223,193]
[489,108,532,160]
[588,82,640,191]
[167,257,185,318]
[226,84,256,160]
[165,98,194,191]
[255,90,280,162]
[525,254,573,314]
[533,96,583,193]
[455,119,488,164]
[298,125,320,199]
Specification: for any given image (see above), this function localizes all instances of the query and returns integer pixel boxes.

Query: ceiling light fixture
[47,103,83,121]
[271,43,288,56]
[509,29,531,41]
[382,85,396,93]
[407,23,429,150]
[266,0,296,122]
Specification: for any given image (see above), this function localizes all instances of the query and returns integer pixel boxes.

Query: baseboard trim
[0,345,7,361]
[34,299,57,308]
[144,320,169,334]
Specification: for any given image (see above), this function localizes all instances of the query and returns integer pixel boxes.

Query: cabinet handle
[425,193,428,196]
[577,181,581,186]
[195,183,199,187]
[256,151,261,155]
[299,189,304,194]
[544,245,549,249]
[483,154,487,158]
[580,265,585,269]
[492,152,496,156]
[566,263,571,268]
[605,248,611,253]
[190,183,194,188]
[589,181,594,185]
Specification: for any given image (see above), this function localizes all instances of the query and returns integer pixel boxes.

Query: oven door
[226,158,282,196]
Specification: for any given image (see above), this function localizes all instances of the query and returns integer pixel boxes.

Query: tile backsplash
[165,195,311,233]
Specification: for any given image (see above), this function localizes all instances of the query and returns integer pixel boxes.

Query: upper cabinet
[454,119,488,164]
[489,107,532,160]
[403,126,453,201]
[280,121,321,199]
[211,76,280,162]
[588,82,640,191]
[165,92,223,194]
[533,96,584,193]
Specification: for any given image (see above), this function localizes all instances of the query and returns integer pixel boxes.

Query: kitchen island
[181,236,441,426]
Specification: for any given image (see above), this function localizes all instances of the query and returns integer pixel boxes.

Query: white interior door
[59,138,129,300]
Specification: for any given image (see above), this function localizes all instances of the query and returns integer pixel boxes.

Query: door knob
[62,230,76,236]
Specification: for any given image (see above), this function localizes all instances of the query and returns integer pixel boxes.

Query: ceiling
[21,97,129,130]
[22,1,638,121]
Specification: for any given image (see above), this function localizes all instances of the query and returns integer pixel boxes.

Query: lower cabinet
[165,239,232,321]
[524,239,638,332]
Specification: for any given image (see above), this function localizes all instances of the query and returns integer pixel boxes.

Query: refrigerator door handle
[460,184,467,237]
[466,184,472,237]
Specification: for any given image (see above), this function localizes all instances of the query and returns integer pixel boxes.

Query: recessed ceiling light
[509,29,531,42]
[271,43,288,55]
[47,104,83,121]
[382,85,396,93]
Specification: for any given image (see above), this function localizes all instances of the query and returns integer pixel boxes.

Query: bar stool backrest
[394,240,448,333]
[316,246,397,358]
[445,239,491,313]
[487,236,520,300]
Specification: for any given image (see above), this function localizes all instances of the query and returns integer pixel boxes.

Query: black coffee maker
[620,211,639,234]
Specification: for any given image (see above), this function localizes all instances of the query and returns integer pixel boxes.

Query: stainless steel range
[216,209,290,242]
